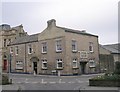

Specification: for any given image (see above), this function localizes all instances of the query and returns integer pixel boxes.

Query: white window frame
[57,59,63,69]
[42,42,47,53]
[16,61,23,70]
[89,42,93,52]
[89,60,95,68]
[28,44,32,54]
[72,40,77,52]
[15,46,19,55]
[56,40,62,52]
[42,59,47,69]
[73,59,78,68]
[10,47,13,53]
[80,51,88,58]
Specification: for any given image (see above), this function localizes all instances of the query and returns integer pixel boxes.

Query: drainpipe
[25,43,27,73]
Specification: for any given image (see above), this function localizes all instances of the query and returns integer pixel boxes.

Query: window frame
[89,60,95,68]
[72,40,77,52]
[28,44,32,54]
[10,47,13,53]
[89,42,94,52]
[56,40,62,52]
[72,58,78,68]
[42,59,47,69]
[42,42,47,53]
[16,61,23,70]
[15,46,19,55]
[56,59,63,69]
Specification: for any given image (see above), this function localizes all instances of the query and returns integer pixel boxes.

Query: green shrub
[91,73,120,81]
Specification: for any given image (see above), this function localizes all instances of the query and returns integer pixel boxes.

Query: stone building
[99,43,120,72]
[8,19,100,75]
[0,24,27,73]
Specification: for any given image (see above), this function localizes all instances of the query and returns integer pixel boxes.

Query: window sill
[56,50,62,53]
[41,52,47,54]
[28,53,32,55]
[72,67,79,69]
[42,68,47,70]
[72,50,77,53]
[56,68,63,70]
[89,66,95,68]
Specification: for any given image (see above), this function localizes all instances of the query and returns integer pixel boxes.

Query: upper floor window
[73,58,78,68]
[28,44,32,54]
[15,46,19,55]
[57,59,63,69]
[89,60,95,68]
[42,59,47,69]
[56,40,62,52]
[4,39,6,47]
[10,47,13,53]
[72,40,77,52]
[89,42,93,52]
[42,42,47,53]
[8,39,11,45]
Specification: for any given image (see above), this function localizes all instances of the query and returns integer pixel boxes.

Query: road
[2,73,120,92]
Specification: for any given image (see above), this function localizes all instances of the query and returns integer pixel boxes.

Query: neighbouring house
[99,43,120,73]
[0,24,27,73]
[8,19,100,75]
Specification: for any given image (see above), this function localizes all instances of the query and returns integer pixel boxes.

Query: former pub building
[8,19,100,75]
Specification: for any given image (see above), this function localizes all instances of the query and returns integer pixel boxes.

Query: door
[3,60,7,70]
[80,62,87,74]
[33,62,37,74]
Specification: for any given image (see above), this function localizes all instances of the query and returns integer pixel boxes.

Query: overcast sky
[1,0,119,45]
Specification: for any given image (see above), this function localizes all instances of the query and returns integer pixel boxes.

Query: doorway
[3,59,7,70]
[33,62,37,74]
[80,62,87,74]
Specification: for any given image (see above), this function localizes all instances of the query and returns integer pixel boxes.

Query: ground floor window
[16,61,23,70]
[42,59,47,69]
[89,60,95,68]
[73,59,78,68]
[57,59,63,69]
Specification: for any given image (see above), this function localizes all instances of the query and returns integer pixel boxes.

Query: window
[42,59,47,69]
[8,39,11,45]
[57,59,63,69]
[10,47,13,53]
[72,40,77,52]
[56,40,62,52]
[89,42,93,52]
[28,44,32,54]
[73,59,78,68]
[16,61,23,70]
[4,39,6,47]
[89,60,95,68]
[80,51,88,58]
[15,46,19,55]
[42,42,47,53]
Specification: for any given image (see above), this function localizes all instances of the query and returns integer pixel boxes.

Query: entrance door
[33,62,37,74]
[3,60,7,70]
[80,62,87,74]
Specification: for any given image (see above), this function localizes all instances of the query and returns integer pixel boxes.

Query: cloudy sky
[1,0,119,45]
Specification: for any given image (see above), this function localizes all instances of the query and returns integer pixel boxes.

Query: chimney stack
[47,19,56,28]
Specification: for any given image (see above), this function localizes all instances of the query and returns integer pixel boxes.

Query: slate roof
[0,24,11,31]
[57,26,98,37]
[102,43,120,54]
[9,34,39,45]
